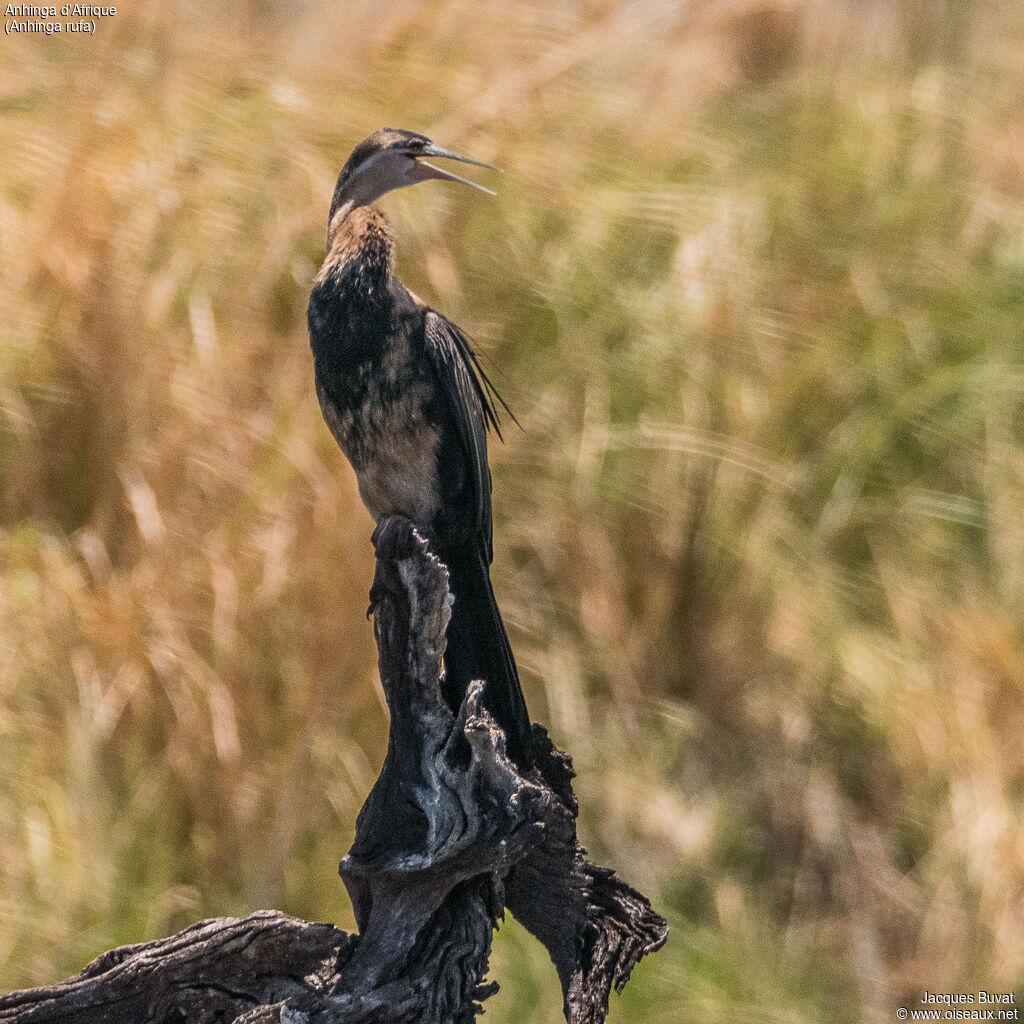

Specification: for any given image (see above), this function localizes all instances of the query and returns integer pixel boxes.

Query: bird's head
[330,128,497,221]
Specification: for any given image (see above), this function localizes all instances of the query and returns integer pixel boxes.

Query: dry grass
[2,0,1024,1019]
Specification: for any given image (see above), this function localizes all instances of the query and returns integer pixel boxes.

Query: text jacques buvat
[5,4,115,35]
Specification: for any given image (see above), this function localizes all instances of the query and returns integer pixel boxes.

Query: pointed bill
[420,145,499,171]
[413,159,497,195]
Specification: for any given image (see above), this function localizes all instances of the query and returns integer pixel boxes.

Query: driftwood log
[0,518,667,1024]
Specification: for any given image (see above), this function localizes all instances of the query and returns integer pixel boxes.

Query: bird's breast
[317,354,442,527]
[309,219,444,528]
[353,383,441,525]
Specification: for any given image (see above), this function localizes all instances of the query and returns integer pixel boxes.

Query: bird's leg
[367,516,422,617]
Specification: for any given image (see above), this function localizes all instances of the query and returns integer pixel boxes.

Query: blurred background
[2,0,1024,1020]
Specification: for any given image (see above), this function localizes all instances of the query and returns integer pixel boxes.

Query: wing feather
[423,309,512,561]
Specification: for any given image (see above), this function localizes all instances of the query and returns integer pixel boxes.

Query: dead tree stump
[0,518,666,1024]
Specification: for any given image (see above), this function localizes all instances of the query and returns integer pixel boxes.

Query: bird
[307,128,533,767]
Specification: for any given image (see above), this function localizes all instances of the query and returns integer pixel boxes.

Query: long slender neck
[321,202,396,297]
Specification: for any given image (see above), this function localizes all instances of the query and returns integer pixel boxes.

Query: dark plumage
[308,129,532,767]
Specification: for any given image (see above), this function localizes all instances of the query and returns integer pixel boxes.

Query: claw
[367,580,387,619]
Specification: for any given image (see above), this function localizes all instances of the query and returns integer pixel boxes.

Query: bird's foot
[371,515,420,562]
[367,558,400,619]
[366,583,383,619]
[367,516,422,618]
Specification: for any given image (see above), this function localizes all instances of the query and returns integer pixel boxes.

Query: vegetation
[2,1,1023,1020]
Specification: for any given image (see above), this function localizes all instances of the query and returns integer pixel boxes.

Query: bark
[0,517,666,1024]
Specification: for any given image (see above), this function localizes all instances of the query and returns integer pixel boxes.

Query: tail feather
[440,542,532,767]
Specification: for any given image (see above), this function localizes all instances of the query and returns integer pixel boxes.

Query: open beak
[410,144,499,195]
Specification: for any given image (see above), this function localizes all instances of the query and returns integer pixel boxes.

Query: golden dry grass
[2,1,1024,1020]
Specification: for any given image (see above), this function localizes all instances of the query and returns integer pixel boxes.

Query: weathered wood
[0,517,666,1024]
[0,911,353,1024]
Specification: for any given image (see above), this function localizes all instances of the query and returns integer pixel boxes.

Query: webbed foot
[371,515,420,562]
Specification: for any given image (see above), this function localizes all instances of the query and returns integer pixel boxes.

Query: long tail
[439,542,533,767]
